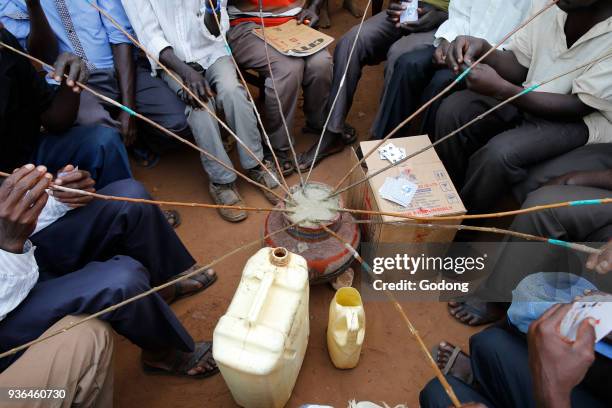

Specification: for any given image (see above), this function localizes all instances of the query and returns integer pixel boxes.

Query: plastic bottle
[327,287,366,369]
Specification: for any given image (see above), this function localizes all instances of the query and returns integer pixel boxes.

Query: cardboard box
[346,135,466,246]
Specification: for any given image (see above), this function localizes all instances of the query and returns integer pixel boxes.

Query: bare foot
[448,300,506,326]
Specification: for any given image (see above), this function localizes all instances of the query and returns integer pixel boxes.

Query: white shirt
[434,0,532,47]
[508,0,612,144]
[0,196,70,321]
[121,0,231,73]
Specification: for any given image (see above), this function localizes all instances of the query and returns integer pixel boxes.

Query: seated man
[433,0,612,213]
[0,0,190,166]
[299,0,449,169]
[421,303,608,407]
[122,0,281,223]
[0,164,219,378]
[448,148,612,326]
[227,0,332,176]
[0,316,114,408]
[372,0,531,140]
[0,24,131,188]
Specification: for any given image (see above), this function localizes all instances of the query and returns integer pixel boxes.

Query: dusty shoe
[208,182,248,223]
[247,162,282,205]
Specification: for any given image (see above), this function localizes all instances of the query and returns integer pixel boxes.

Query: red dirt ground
[115,2,479,406]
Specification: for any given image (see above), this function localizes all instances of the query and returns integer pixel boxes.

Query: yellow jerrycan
[326,287,366,369]
[213,247,310,408]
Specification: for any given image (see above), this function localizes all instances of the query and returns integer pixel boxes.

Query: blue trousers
[34,125,131,188]
[0,179,196,372]
[419,327,605,408]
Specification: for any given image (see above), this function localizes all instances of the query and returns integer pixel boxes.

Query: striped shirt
[228,0,306,27]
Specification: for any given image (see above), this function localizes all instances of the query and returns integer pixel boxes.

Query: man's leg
[481,185,612,300]
[384,29,435,91]
[371,46,436,138]
[419,375,493,408]
[31,179,195,283]
[75,70,121,129]
[133,58,192,151]
[419,68,457,137]
[514,143,612,203]
[302,49,333,131]
[434,90,521,188]
[0,256,194,372]
[161,72,237,185]
[470,327,604,408]
[205,56,264,171]
[228,22,305,152]
[327,12,404,134]
[462,119,588,212]
[0,316,114,408]
[34,125,132,188]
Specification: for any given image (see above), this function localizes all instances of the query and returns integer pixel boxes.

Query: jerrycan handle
[247,248,290,324]
[345,310,360,343]
[247,271,274,324]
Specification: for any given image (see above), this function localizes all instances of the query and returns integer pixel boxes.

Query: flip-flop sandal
[163,210,182,229]
[142,341,219,379]
[447,300,502,326]
[302,124,358,145]
[431,344,474,384]
[267,150,295,177]
[166,268,218,304]
[130,146,160,169]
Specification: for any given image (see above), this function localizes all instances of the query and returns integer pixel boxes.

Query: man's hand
[51,52,89,93]
[446,36,492,74]
[400,3,448,33]
[179,65,214,106]
[297,6,320,27]
[528,304,596,408]
[0,164,52,253]
[433,38,450,66]
[52,165,96,208]
[465,64,511,98]
[587,241,612,274]
[386,1,407,26]
[118,110,138,146]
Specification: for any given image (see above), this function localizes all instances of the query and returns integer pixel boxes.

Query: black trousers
[0,179,196,372]
[371,46,456,139]
[419,327,606,408]
[478,185,612,302]
[434,90,589,213]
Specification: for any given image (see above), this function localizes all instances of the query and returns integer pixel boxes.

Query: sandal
[432,342,473,384]
[163,210,182,229]
[162,267,217,304]
[142,341,219,378]
[266,150,295,177]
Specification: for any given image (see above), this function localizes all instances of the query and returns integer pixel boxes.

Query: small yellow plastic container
[327,287,366,369]
[213,248,310,408]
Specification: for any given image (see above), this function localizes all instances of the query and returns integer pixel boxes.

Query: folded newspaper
[252,20,334,57]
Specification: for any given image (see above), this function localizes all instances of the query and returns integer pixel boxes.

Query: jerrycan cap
[270,247,291,267]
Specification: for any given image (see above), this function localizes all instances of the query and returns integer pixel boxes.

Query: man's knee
[470,327,519,369]
[268,57,304,89]
[98,179,150,200]
[87,126,124,152]
[101,256,150,299]
[437,91,488,131]
[523,185,567,208]
[306,50,332,77]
